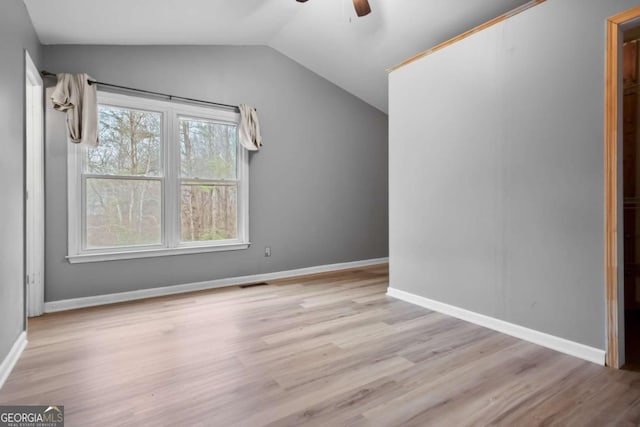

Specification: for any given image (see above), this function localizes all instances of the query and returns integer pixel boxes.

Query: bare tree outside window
[71,93,247,262]
[179,117,238,242]
[85,106,162,248]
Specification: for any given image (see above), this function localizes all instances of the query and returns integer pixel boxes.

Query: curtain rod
[40,70,242,111]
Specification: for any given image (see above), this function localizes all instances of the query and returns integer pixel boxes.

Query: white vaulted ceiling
[22,0,530,112]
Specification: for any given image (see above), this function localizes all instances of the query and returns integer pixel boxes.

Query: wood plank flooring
[2,265,640,426]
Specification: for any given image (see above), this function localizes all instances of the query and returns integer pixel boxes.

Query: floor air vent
[239,282,269,289]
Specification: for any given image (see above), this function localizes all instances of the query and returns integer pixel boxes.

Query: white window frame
[67,92,250,263]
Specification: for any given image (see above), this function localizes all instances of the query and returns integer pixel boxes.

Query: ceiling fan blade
[352,0,371,17]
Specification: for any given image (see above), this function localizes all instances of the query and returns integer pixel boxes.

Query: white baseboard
[0,331,27,389]
[386,287,605,365]
[45,258,389,313]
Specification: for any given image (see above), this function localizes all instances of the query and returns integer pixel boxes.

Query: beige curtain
[238,104,262,151]
[51,73,99,147]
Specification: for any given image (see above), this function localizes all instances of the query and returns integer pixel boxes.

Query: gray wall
[43,45,388,302]
[0,0,41,361]
[389,0,640,350]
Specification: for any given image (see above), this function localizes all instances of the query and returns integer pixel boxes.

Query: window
[67,92,249,263]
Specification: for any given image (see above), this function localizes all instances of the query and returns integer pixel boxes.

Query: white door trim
[25,51,44,317]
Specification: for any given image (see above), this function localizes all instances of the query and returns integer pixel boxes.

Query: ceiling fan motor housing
[353,0,371,17]
[296,0,371,17]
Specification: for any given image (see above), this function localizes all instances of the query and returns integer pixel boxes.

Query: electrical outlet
[264,246,271,257]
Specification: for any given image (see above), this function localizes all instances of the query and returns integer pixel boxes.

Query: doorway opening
[622,30,640,369]
[25,51,44,318]
[605,6,640,369]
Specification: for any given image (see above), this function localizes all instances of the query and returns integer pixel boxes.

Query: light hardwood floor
[2,265,640,426]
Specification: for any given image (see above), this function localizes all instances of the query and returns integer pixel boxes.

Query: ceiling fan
[296,0,371,17]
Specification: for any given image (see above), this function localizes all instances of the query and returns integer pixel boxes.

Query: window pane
[181,183,237,242]
[86,178,162,248]
[179,117,237,180]
[87,106,162,176]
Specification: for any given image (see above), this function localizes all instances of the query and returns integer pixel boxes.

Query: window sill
[66,242,251,264]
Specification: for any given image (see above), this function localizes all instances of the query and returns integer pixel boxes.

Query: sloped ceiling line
[23,0,531,113]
